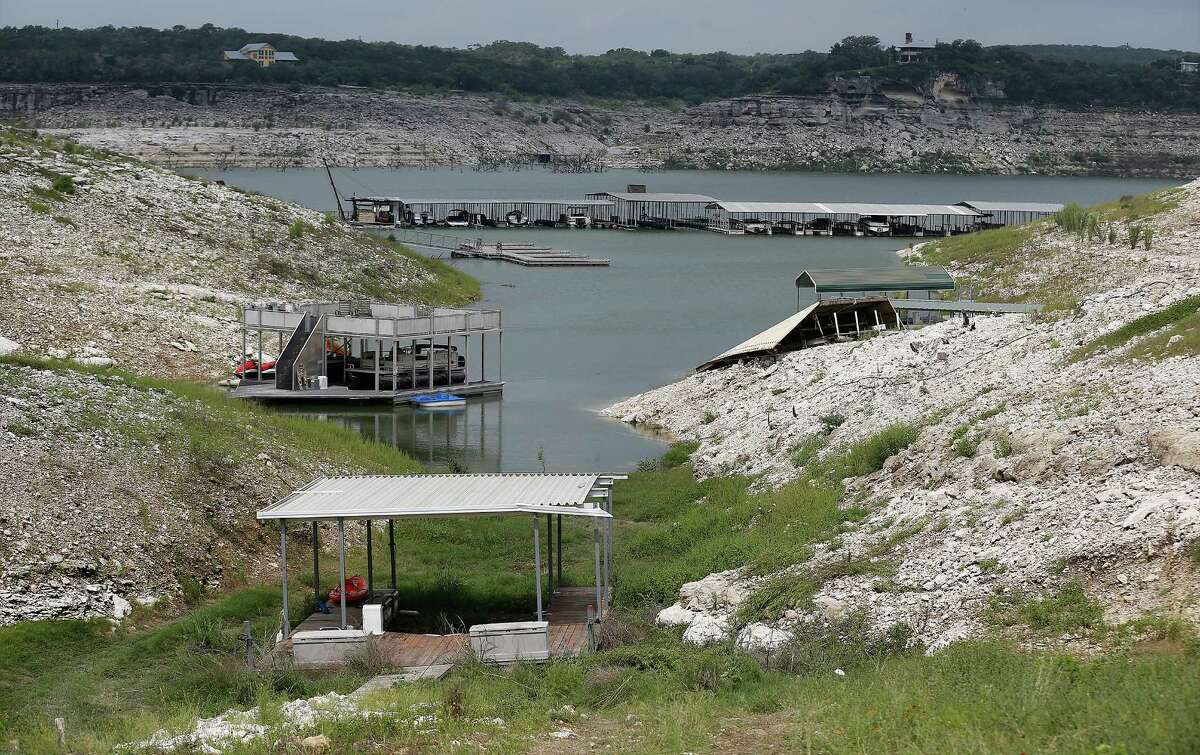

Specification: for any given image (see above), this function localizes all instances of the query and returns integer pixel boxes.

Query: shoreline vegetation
[2,441,1197,753]
[2,28,1198,110]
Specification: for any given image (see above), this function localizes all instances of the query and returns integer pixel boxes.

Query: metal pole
[546,513,553,596]
[602,519,610,618]
[557,515,563,583]
[498,330,503,381]
[593,521,603,621]
[374,338,380,392]
[241,319,247,369]
[428,337,434,389]
[337,517,347,630]
[533,516,543,622]
[280,522,290,639]
[365,519,373,595]
[257,327,263,384]
[312,521,320,608]
[388,519,397,590]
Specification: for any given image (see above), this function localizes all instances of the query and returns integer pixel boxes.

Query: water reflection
[294,396,503,472]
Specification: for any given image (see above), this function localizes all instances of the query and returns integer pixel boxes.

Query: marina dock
[452,243,610,266]
[345,188,1062,239]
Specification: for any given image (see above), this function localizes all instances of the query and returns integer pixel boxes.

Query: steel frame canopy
[795,266,954,294]
[259,474,621,637]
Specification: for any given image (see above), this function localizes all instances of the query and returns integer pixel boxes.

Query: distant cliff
[3,83,1198,177]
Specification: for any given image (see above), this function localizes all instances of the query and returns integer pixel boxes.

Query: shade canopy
[258,474,615,521]
[796,266,954,293]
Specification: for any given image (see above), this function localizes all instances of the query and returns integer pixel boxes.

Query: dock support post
[481,333,486,382]
[312,521,320,609]
[391,338,398,395]
[241,321,247,367]
[499,331,503,382]
[257,327,263,384]
[593,522,603,621]
[374,338,381,392]
[533,516,543,622]
[388,520,397,590]
[410,337,416,391]
[546,513,553,597]
[557,515,563,584]
[337,517,347,630]
[365,519,373,595]
[602,520,609,620]
[854,311,861,336]
[428,337,434,389]
[279,522,289,639]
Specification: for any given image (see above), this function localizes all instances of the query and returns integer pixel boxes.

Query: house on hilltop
[223,42,299,67]
[896,32,934,64]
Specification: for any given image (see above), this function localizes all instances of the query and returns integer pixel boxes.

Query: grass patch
[789,433,826,468]
[1070,294,1200,362]
[1090,188,1184,223]
[701,410,716,424]
[985,580,1105,635]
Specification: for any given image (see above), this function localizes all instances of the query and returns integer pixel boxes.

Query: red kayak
[329,575,369,606]
[234,357,277,379]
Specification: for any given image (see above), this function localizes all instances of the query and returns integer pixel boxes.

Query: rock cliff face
[3,83,1198,176]
[605,181,1200,651]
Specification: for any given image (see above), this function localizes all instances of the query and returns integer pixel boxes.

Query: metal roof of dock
[710,201,981,217]
[586,191,716,203]
[348,197,614,206]
[796,266,955,292]
[257,474,616,521]
[959,200,1064,214]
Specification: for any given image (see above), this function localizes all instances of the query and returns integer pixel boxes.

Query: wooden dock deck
[228,380,505,403]
[292,587,597,667]
[452,244,610,266]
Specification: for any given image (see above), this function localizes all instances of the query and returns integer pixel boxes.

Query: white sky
[1,0,1197,54]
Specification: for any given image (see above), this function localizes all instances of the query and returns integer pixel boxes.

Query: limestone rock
[1148,429,1200,473]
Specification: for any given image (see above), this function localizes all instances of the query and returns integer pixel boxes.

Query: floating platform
[452,245,610,266]
[229,380,505,403]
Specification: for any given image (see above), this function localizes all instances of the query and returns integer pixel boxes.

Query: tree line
[0,25,1197,109]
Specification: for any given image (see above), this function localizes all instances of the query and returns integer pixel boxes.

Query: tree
[828,35,887,70]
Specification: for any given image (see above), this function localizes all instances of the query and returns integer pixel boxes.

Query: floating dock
[452,244,610,267]
[230,380,506,403]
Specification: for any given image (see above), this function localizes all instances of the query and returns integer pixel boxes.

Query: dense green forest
[1007,43,1195,66]
[1,25,1197,109]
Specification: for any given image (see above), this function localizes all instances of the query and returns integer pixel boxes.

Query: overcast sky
[2,0,1197,54]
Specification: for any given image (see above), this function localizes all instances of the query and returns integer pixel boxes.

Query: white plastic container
[291,629,368,668]
[317,375,329,389]
[469,621,550,664]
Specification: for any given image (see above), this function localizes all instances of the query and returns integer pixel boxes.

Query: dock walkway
[229,380,505,403]
[452,244,610,266]
[292,586,596,667]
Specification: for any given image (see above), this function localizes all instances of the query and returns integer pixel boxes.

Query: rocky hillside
[5,84,1199,177]
[606,182,1200,651]
[0,126,476,381]
[0,358,424,627]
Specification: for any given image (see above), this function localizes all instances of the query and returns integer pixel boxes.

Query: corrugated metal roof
[223,51,250,60]
[351,198,613,207]
[257,474,612,521]
[960,201,1064,214]
[712,201,981,217]
[697,298,898,371]
[590,192,716,203]
[240,42,272,51]
[796,266,955,292]
[274,52,300,61]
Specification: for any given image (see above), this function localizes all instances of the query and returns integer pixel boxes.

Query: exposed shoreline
[4,83,1199,177]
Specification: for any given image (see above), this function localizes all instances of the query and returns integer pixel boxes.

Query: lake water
[196,167,1174,473]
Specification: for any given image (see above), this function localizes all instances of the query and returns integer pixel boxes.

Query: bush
[288,220,306,238]
[51,175,75,195]
[1054,203,1088,234]
[660,442,698,469]
[701,410,716,425]
[818,412,846,433]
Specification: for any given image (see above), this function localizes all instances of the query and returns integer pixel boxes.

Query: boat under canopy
[696,297,900,372]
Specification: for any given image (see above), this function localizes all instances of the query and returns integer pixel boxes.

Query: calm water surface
[198,168,1174,472]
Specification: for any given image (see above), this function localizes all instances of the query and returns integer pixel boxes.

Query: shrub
[819,412,846,433]
[288,220,306,238]
[51,175,75,195]
[660,442,698,469]
[954,432,981,458]
[1128,225,1143,249]
[1142,227,1154,250]
[701,410,716,425]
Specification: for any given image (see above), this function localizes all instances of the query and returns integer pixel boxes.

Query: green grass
[3,432,1197,753]
[1090,188,1185,223]
[1070,294,1200,362]
[984,581,1105,635]
[230,630,1200,754]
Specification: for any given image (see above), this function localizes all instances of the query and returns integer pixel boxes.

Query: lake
[196,167,1175,473]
